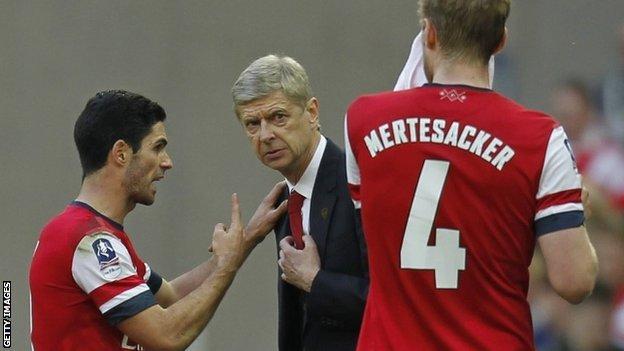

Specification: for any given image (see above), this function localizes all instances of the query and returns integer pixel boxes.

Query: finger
[281,273,288,281]
[230,193,242,228]
[214,223,226,232]
[279,249,285,260]
[279,236,296,251]
[208,244,214,253]
[270,199,289,218]
[278,258,287,271]
[265,181,287,204]
[302,234,316,249]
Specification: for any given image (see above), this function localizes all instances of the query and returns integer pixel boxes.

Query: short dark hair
[74,90,166,176]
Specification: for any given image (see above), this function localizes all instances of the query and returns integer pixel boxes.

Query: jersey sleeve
[143,262,164,294]
[345,113,362,209]
[71,232,157,325]
[393,31,495,91]
[534,126,584,236]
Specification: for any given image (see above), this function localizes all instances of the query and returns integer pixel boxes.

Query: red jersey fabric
[345,84,584,351]
[30,202,161,350]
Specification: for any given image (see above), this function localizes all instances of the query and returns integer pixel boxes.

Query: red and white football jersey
[345,84,584,351]
[30,201,162,350]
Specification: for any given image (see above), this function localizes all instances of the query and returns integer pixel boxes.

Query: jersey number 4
[400,160,466,289]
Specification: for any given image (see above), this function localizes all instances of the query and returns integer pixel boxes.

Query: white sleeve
[344,114,362,209]
[72,232,151,315]
[534,126,584,235]
[394,31,496,91]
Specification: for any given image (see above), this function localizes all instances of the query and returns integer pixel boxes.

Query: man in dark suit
[232,55,368,351]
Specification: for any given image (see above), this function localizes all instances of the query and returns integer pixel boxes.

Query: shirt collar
[285,135,327,199]
[71,200,124,230]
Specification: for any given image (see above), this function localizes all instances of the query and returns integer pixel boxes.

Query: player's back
[346,84,582,350]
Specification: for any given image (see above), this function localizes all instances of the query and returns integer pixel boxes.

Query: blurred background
[1,1,624,350]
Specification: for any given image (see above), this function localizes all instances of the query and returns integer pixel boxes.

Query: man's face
[551,88,590,141]
[237,91,319,178]
[123,122,173,205]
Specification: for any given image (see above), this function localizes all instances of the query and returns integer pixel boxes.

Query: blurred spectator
[551,80,624,348]
[602,24,624,145]
[612,286,624,349]
[551,79,624,210]
[531,222,623,350]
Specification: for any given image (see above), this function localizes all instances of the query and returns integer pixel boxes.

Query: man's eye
[275,114,287,122]
[245,120,260,131]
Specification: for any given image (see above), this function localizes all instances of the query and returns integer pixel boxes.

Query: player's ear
[423,19,437,50]
[111,140,132,167]
[493,27,507,55]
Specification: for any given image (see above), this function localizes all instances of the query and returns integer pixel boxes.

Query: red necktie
[288,190,305,249]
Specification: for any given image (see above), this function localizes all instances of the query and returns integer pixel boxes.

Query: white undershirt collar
[285,136,327,235]
[285,135,327,199]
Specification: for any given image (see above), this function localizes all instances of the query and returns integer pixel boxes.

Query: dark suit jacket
[274,138,368,351]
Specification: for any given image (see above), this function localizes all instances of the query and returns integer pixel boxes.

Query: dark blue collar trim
[71,201,124,231]
[424,83,493,92]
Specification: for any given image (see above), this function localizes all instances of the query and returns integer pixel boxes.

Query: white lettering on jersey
[362,118,516,171]
[364,130,384,158]
[122,334,145,350]
[401,160,466,289]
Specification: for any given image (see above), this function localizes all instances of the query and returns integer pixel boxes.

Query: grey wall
[1,1,622,350]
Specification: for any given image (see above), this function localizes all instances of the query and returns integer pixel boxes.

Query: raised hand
[211,193,245,270]
[245,181,288,245]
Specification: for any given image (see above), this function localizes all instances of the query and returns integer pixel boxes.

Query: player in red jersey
[344,1,598,350]
[30,90,286,350]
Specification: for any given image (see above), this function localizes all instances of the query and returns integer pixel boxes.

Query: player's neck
[76,171,134,225]
[432,60,490,89]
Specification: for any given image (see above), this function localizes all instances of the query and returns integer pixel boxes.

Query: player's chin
[135,191,156,206]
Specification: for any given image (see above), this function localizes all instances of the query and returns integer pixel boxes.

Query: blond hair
[419,0,510,64]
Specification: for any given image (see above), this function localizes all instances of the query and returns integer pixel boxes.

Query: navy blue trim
[535,211,584,237]
[146,271,163,294]
[423,83,493,92]
[103,290,157,326]
[71,201,124,230]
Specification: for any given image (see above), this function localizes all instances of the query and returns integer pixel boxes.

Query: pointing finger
[230,193,242,228]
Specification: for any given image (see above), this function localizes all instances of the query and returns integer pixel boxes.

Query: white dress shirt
[285,135,327,236]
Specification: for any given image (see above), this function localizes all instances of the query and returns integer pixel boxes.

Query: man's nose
[161,151,173,170]
[258,120,276,143]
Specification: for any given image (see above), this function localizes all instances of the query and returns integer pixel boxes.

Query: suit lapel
[309,139,339,262]
[276,187,291,242]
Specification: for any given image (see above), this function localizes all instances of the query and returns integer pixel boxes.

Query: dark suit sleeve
[306,209,368,330]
